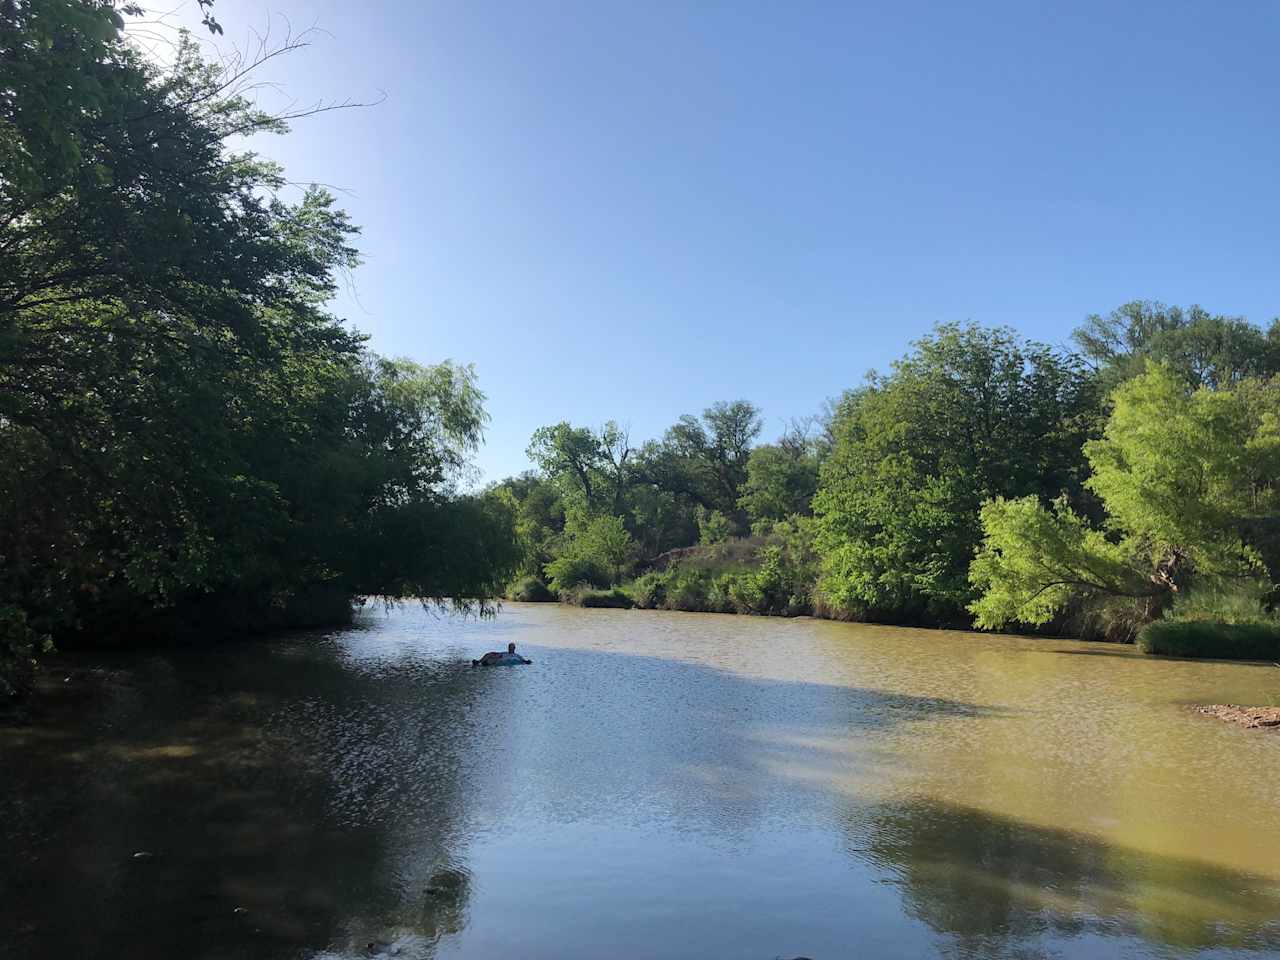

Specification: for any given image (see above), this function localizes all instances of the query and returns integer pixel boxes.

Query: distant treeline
[494,306,1280,646]
[0,2,519,692]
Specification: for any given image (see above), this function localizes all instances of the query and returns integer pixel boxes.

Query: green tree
[1073,301,1280,390]
[813,324,1099,622]
[738,442,819,526]
[696,508,732,545]
[970,364,1280,636]
[490,473,566,578]
[543,514,634,590]
[0,5,518,689]
[635,400,762,524]
[526,420,632,516]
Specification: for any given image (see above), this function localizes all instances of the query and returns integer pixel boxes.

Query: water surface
[4,604,1280,959]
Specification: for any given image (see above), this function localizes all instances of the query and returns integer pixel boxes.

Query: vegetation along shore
[498,310,1280,665]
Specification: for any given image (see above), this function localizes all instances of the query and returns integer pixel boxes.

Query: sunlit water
[4,603,1280,960]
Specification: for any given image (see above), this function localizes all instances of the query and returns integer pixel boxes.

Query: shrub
[544,553,610,593]
[562,586,634,608]
[668,571,712,611]
[1,606,48,697]
[706,573,738,613]
[507,576,557,602]
[627,571,671,609]
[1169,584,1275,624]
[1137,619,1280,660]
[697,508,732,545]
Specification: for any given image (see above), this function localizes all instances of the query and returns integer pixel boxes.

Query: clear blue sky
[163,0,1280,483]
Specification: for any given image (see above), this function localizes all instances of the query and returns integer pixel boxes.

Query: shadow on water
[1042,646,1280,668]
[852,798,1280,958]
[4,613,1279,959]
[0,635,483,960]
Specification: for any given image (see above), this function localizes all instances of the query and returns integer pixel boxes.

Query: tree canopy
[969,363,1280,637]
[0,2,518,692]
[812,324,1099,622]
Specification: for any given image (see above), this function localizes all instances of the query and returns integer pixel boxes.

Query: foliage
[0,606,48,697]
[1137,619,1280,660]
[1167,582,1278,625]
[1073,301,1280,390]
[814,324,1099,623]
[506,576,557,603]
[634,400,763,526]
[738,441,820,525]
[526,420,632,516]
[563,586,634,609]
[0,4,519,689]
[490,473,566,578]
[543,553,611,593]
[542,512,635,591]
[627,571,672,609]
[696,508,732,545]
[625,522,817,617]
[970,364,1280,638]
[1084,363,1274,584]
[515,400,771,572]
[968,496,1158,638]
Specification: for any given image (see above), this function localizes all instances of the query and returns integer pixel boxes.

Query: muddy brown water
[3,603,1280,959]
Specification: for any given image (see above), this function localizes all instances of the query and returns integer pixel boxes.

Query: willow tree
[0,3,518,692]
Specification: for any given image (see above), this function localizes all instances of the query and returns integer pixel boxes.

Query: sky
[155,0,1280,483]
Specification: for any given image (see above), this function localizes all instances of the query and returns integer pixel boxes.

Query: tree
[696,508,732,545]
[543,514,634,590]
[0,4,518,690]
[813,324,1099,622]
[738,442,819,526]
[969,363,1280,636]
[490,472,566,578]
[634,400,762,523]
[526,420,632,516]
[1073,301,1280,390]
[968,496,1160,635]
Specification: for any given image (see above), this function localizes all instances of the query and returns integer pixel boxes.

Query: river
[3,603,1279,959]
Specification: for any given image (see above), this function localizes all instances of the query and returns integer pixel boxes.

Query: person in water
[472,642,531,666]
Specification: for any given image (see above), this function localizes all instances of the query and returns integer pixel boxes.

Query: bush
[669,571,713,611]
[0,606,48,697]
[1137,619,1280,660]
[544,553,610,592]
[506,576,557,602]
[627,571,672,609]
[697,508,732,545]
[563,586,634,608]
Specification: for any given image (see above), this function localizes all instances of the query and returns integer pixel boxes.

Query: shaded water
[4,604,1280,959]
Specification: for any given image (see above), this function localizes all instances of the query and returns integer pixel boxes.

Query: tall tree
[0,4,518,692]
[813,324,1099,622]
[1073,301,1280,390]
[635,400,762,522]
[970,363,1280,636]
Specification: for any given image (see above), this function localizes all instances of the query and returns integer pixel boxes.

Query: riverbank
[507,537,1280,662]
